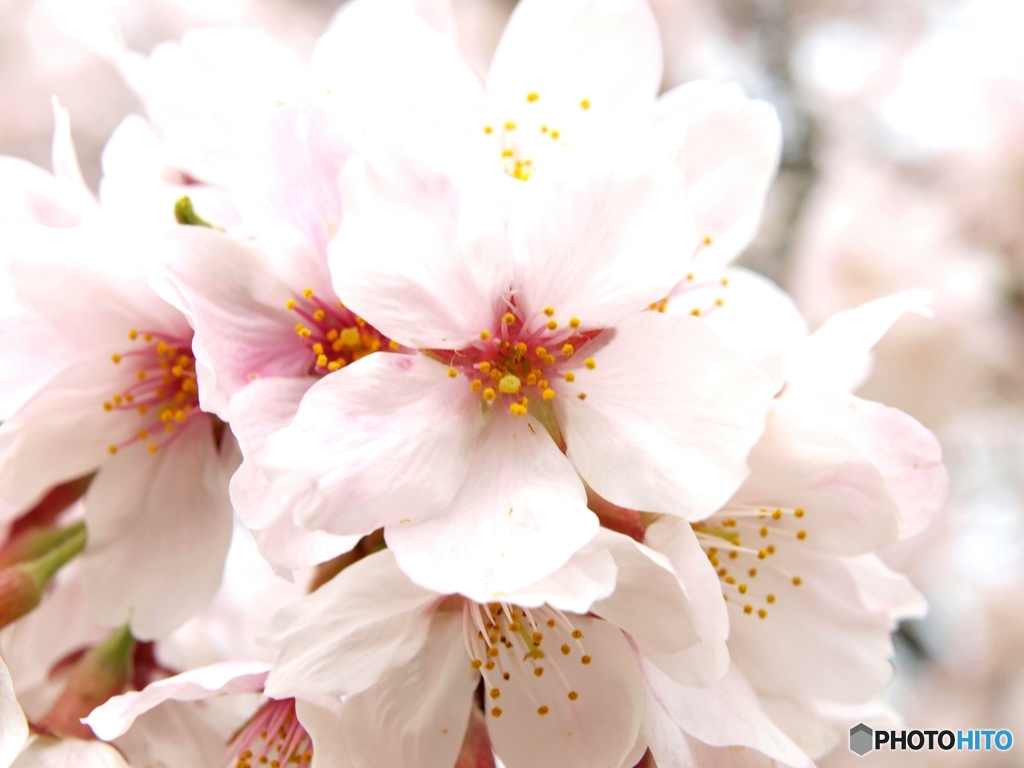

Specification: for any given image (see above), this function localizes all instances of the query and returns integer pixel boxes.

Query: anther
[795,508,805,518]
[483,388,497,403]
[447,368,458,378]
[758,609,768,619]
[691,308,701,316]
[111,354,122,364]
[534,668,544,677]
[584,358,596,370]
[491,708,502,718]
[480,330,491,341]
[303,288,314,299]
[544,307,555,317]
[580,99,591,110]
[580,655,592,665]
[577,393,586,400]
[285,299,297,310]
[704,235,713,245]
[546,320,558,330]
[564,372,575,382]
[489,689,501,699]
[527,92,539,102]
[542,388,555,401]
[744,605,753,614]
[569,317,580,328]
[568,691,579,700]
[537,706,549,716]
[561,644,570,655]
[108,445,118,455]
[561,344,574,357]
[797,530,807,540]
[792,576,802,586]
[766,594,776,603]
[502,313,516,325]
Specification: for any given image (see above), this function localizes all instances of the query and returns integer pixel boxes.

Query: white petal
[559,312,773,518]
[262,550,438,699]
[847,554,926,623]
[655,81,781,270]
[487,615,643,768]
[488,0,661,125]
[640,660,808,767]
[587,529,700,653]
[49,99,95,212]
[260,354,483,537]
[312,0,489,169]
[79,418,235,639]
[500,546,616,616]
[148,227,316,421]
[726,550,896,703]
[510,150,694,331]
[343,613,477,768]
[823,396,947,539]
[0,656,28,768]
[784,289,933,393]
[84,659,270,740]
[111,699,234,768]
[10,738,131,768]
[386,412,596,601]
[0,157,85,227]
[640,517,730,687]
[295,698,355,768]
[668,268,807,390]
[332,154,513,349]
[728,409,901,555]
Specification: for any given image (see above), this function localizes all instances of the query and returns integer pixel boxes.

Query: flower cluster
[0,1,948,767]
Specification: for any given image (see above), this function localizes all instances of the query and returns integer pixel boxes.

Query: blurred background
[3,0,1023,764]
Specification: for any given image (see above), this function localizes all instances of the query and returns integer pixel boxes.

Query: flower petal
[312,0,489,170]
[559,312,773,518]
[332,154,513,349]
[1,656,28,768]
[640,660,808,767]
[343,612,477,768]
[260,354,483,537]
[79,418,236,639]
[0,157,85,227]
[149,227,317,421]
[655,81,781,271]
[386,412,596,600]
[487,615,643,768]
[587,529,700,654]
[510,150,694,331]
[84,659,270,740]
[501,546,616,616]
[262,549,438,699]
[728,409,901,556]
[847,554,926,623]
[639,517,730,687]
[295,698,355,768]
[488,0,662,126]
[10,738,131,768]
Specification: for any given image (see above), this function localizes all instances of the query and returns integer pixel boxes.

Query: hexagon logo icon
[850,723,874,756]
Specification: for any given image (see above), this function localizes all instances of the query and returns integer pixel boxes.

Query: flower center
[104,330,201,455]
[463,601,590,720]
[693,506,810,621]
[285,288,400,374]
[227,697,311,768]
[431,305,601,417]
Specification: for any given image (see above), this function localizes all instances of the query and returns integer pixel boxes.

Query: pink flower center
[104,329,202,455]
[285,288,400,375]
[463,601,591,720]
[431,305,603,417]
[227,697,312,768]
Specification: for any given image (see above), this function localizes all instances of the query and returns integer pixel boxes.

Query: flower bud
[0,522,86,630]
[454,708,496,768]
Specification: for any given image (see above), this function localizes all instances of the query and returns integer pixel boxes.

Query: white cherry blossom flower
[260,527,719,768]
[253,147,772,598]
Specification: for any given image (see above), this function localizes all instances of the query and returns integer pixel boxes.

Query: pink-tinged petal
[295,698,355,768]
[79,418,235,639]
[501,546,616,616]
[233,101,352,261]
[655,81,781,271]
[386,413,596,601]
[121,29,310,186]
[823,396,947,539]
[10,738,131,768]
[487,615,643,768]
[488,0,662,124]
[509,150,694,331]
[0,360,140,508]
[640,517,730,687]
[261,354,483,537]
[847,554,926,623]
[668,268,807,390]
[784,289,933,393]
[559,312,773,518]
[726,549,896,703]
[0,158,85,227]
[84,659,270,740]
[343,613,477,768]
[587,529,699,653]
[49,99,96,214]
[262,550,439,699]
[312,0,489,169]
[148,226,315,420]
[1,656,28,768]
[332,155,513,349]
[640,661,808,767]
[9,226,191,354]
[228,377,358,571]
[729,410,901,556]
[110,699,233,768]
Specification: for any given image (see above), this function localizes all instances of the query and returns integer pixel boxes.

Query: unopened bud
[39,625,135,739]
[455,708,496,768]
[0,522,86,630]
[0,520,88,571]
[584,484,644,542]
